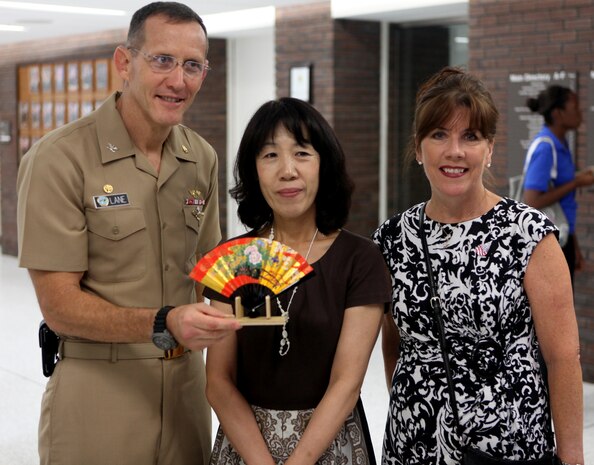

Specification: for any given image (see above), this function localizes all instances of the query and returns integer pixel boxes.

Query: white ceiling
[0,0,468,46]
[0,0,321,45]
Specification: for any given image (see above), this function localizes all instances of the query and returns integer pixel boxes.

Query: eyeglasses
[128,47,210,79]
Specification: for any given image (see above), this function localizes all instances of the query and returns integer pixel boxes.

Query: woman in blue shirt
[523,85,594,280]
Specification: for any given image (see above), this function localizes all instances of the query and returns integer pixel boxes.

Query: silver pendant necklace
[268,224,318,356]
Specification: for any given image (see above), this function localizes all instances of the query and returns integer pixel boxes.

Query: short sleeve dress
[206,229,392,465]
[372,198,557,465]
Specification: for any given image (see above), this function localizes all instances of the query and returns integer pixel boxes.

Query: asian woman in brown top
[205,97,392,465]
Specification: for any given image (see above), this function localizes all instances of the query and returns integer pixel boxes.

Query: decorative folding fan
[190,237,314,323]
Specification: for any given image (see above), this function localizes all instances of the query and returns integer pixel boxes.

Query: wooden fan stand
[234,296,287,326]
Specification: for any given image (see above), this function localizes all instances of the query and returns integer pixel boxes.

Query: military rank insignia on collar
[93,193,130,209]
[185,189,205,221]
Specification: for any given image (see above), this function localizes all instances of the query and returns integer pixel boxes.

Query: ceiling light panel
[0,1,125,16]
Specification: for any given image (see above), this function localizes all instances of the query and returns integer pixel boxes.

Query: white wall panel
[226,31,275,239]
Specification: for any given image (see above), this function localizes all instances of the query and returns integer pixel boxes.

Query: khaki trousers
[39,350,211,465]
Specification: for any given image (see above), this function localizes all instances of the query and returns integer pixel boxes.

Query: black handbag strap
[418,204,557,462]
[418,204,465,443]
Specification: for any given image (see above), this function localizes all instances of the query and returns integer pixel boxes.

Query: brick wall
[0,31,227,255]
[469,0,594,380]
[276,2,335,122]
[333,19,381,234]
[0,61,20,256]
[182,38,228,238]
[275,2,381,237]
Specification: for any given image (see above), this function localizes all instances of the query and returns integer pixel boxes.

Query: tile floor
[1,251,593,464]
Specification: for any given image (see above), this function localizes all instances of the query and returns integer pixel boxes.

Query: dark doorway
[388,24,468,215]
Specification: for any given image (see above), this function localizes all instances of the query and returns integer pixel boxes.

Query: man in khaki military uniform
[17,3,240,464]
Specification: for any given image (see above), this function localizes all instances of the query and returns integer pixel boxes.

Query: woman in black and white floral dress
[373,67,583,465]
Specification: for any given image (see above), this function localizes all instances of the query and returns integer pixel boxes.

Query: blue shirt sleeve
[523,141,554,192]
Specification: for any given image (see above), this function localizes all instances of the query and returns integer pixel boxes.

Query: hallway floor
[1,251,593,464]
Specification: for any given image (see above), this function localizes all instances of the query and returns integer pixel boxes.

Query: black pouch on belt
[38,320,60,377]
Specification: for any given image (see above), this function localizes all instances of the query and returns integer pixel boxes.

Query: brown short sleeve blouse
[205,229,392,410]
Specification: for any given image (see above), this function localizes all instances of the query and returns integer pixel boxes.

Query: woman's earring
[487,162,491,168]
[417,160,423,165]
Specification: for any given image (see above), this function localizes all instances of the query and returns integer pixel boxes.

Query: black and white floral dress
[372,198,557,465]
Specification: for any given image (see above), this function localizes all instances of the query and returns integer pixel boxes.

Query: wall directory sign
[507,71,576,179]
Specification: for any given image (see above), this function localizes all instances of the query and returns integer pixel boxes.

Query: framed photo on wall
[31,102,41,129]
[67,101,79,122]
[41,64,53,93]
[81,61,94,91]
[54,63,65,93]
[42,101,53,129]
[19,102,29,127]
[290,64,312,103]
[67,62,79,92]
[95,59,109,90]
[55,102,66,127]
[81,100,93,116]
[29,66,40,94]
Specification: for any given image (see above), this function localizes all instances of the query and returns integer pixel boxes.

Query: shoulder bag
[418,205,556,465]
[509,136,569,247]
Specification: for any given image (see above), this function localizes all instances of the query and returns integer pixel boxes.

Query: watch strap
[154,305,175,333]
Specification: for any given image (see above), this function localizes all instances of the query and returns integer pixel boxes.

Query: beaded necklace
[269,225,318,356]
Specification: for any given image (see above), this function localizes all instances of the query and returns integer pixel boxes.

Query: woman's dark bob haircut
[230,97,354,235]
[406,66,499,165]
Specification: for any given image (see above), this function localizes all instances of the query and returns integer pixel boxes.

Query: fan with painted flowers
[190,237,314,325]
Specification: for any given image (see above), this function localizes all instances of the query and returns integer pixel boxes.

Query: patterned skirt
[210,399,375,465]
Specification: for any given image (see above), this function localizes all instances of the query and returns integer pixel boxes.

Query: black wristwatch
[152,306,179,350]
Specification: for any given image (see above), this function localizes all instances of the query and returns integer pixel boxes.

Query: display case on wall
[81,61,94,92]
[67,101,79,122]
[28,65,40,94]
[42,102,53,130]
[17,57,122,161]
[41,64,53,93]
[95,59,109,91]
[67,62,79,92]
[54,102,65,127]
[54,63,65,93]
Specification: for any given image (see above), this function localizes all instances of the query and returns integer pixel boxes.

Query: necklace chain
[269,224,318,356]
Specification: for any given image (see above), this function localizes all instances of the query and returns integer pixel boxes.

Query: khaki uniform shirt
[17,92,221,308]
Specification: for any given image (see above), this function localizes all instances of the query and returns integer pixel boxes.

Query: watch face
[152,333,177,351]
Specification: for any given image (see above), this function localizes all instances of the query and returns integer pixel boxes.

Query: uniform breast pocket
[86,207,148,282]
[183,206,201,269]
